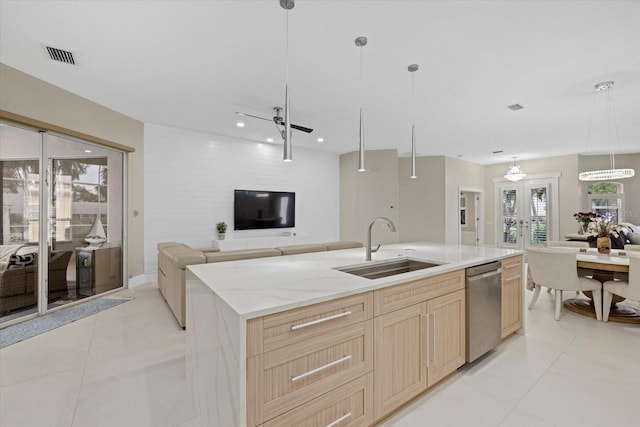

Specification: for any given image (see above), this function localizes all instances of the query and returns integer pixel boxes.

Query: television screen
[234,190,295,230]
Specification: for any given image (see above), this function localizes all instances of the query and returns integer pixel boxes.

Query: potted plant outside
[216,221,227,240]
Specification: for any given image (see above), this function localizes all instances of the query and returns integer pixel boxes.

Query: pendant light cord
[360,44,364,107]
[286,9,289,84]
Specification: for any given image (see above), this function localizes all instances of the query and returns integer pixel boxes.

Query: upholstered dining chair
[526,247,603,321]
[602,256,640,322]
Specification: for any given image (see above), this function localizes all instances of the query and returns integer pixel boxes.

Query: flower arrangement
[573,212,598,234]
[592,216,619,238]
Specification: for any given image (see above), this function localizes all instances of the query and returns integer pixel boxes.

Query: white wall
[143,123,340,277]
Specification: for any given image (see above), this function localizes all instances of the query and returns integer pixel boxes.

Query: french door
[497,178,557,250]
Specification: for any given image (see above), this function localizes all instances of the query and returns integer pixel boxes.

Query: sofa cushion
[205,249,282,263]
[157,242,184,251]
[325,241,363,251]
[628,232,640,245]
[162,246,206,270]
[8,253,35,269]
[276,244,328,256]
[195,247,221,253]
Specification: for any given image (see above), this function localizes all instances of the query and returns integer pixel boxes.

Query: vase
[597,236,611,254]
[578,223,589,235]
[218,233,226,241]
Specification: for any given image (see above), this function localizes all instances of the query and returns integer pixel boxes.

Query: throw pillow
[7,253,35,269]
[610,232,626,250]
[628,232,640,245]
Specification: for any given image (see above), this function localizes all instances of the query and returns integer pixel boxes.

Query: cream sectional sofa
[157,241,363,328]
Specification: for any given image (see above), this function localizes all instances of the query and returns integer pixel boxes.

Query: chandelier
[579,81,635,181]
[504,157,526,182]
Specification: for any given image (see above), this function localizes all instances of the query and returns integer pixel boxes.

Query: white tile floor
[1,283,638,427]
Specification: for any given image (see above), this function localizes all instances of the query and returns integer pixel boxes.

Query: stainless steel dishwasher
[465,261,502,363]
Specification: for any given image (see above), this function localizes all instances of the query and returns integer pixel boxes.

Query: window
[53,159,108,242]
[1,160,39,243]
[587,182,623,222]
[460,195,467,225]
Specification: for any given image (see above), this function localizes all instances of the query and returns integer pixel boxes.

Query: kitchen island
[186,242,523,427]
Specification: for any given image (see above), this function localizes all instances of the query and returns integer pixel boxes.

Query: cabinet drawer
[262,373,373,427]
[373,269,465,316]
[248,321,373,425]
[248,293,372,356]
[501,255,522,281]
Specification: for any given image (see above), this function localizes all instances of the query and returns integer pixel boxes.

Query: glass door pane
[526,184,549,246]
[498,184,523,249]
[47,134,123,306]
[1,124,42,322]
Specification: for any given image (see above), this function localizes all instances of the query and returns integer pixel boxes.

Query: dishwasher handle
[467,269,501,281]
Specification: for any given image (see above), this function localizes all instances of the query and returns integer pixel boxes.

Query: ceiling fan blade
[235,112,272,122]
[275,119,314,134]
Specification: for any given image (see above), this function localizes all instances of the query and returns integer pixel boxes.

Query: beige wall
[398,156,446,243]
[340,150,400,245]
[0,64,145,278]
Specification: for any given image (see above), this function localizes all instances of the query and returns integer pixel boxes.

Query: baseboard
[128,273,154,288]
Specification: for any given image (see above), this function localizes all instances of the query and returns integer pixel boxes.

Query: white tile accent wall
[143,123,340,277]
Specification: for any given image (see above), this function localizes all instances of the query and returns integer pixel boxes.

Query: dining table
[564,248,639,324]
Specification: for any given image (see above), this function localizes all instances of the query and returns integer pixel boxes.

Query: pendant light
[355,36,367,172]
[408,64,419,178]
[579,81,635,181]
[280,0,294,162]
[504,157,526,182]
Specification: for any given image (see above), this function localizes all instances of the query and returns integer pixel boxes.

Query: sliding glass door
[1,122,124,324]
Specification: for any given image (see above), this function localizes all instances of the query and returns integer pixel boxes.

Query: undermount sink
[334,258,443,280]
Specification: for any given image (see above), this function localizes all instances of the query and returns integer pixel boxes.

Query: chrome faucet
[366,217,397,261]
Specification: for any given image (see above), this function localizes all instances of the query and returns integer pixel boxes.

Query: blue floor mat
[0,298,132,348]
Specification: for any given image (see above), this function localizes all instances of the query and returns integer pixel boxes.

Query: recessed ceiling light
[84,149,92,153]
[317,137,324,143]
[236,121,245,128]
[507,104,524,111]
[266,137,274,143]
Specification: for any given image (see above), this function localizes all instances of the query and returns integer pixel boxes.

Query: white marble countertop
[187,242,522,320]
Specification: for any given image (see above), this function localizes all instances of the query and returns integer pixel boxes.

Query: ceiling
[1,0,639,165]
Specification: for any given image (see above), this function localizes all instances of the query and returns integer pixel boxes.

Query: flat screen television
[234,190,295,230]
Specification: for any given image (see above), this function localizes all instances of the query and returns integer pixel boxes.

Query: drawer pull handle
[291,355,352,382]
[504,262,520,269]
[325,412,352,427]
[290,311,352,331]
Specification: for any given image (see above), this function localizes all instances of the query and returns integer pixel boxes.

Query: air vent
[492,150,503,154]
[45,46,76,65]
[507,103,523,111]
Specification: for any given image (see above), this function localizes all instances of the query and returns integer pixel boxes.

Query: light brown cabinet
[372,271,466,420]
[246,268,470,426]
[427,289,465,387]
[501,255,523,339]
[373,301,428,420]
[247,293,373,426]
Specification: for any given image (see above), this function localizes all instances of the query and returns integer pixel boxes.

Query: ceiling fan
[236,107,314,138]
